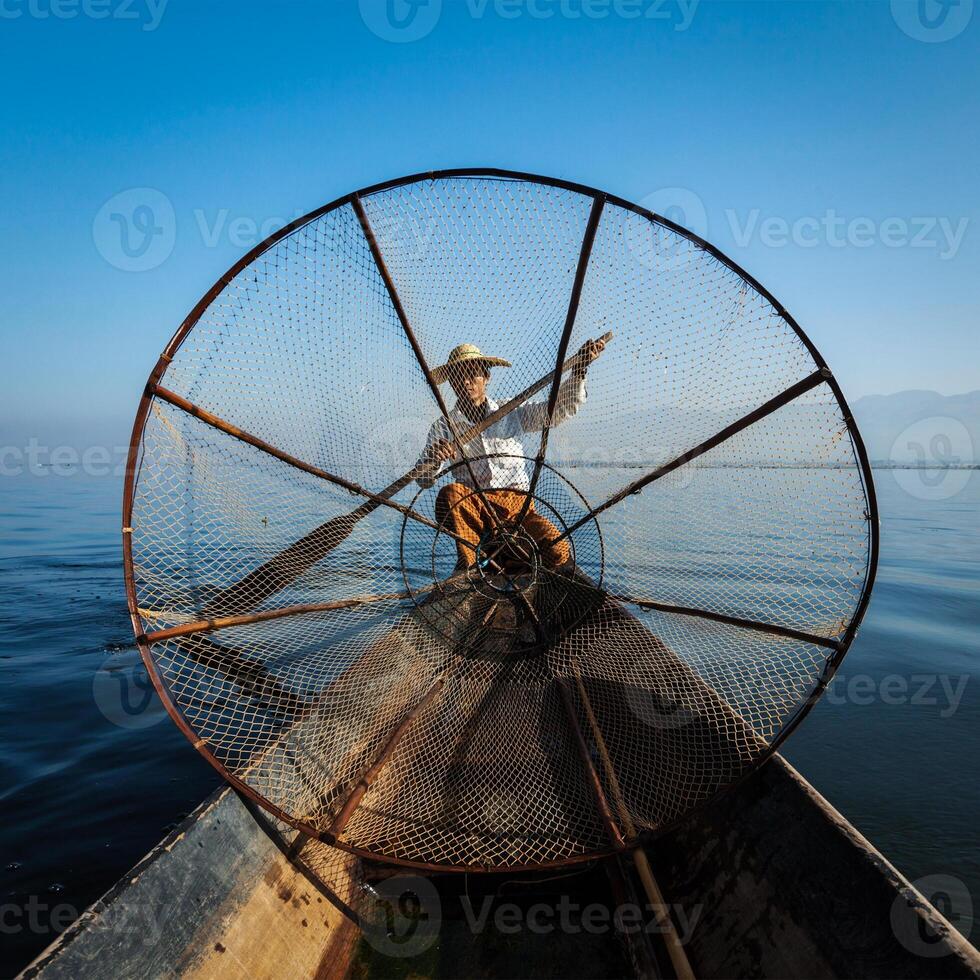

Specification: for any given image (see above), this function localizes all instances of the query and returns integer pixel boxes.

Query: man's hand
[426,438,456,463]
[419,437,455,475]
[572,335,608,379]
[416,437,456,486]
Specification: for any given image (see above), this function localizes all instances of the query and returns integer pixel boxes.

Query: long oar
[204,331,613,617]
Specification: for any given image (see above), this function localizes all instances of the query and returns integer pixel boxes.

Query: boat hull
[22,753,980,980]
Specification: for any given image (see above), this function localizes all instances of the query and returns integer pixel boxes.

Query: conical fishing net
[123,170,878,870]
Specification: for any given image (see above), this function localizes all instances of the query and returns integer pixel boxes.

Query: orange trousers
[435,482,571,570]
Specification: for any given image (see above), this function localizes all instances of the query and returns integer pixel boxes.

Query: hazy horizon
[1,2,978,438]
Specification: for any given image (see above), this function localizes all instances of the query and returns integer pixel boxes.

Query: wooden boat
[20,757,980,979]
[21,583,980,980]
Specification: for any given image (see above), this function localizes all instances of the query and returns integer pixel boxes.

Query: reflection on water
[0,467,976,970]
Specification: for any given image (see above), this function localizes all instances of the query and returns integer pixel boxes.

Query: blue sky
[1,0,977,447]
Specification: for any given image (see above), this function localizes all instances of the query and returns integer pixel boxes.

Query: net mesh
[126,172,875,870]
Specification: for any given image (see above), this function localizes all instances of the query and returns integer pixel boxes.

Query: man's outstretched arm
[519,335,607,433]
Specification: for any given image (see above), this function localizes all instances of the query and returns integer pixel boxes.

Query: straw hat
[432,344,511,384]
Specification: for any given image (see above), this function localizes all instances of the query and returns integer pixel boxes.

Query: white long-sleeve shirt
[417,375,587,491]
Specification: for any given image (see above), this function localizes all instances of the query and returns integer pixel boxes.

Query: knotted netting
[123,170,878,870]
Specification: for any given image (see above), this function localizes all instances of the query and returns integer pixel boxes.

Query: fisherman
[415,336,607,571]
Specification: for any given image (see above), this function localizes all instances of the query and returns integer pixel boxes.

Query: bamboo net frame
[123,169,878,871]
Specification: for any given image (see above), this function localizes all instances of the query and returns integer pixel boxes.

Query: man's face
[448,361,489,405]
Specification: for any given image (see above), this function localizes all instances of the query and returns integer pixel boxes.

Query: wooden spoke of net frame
[138,564,483,732]
[139,574,474,646]
[512,192,606,532]
[612,594,842,650]
[508,585,696,980]
[350,193,511,545]
[536,368,841,656]
[553,366,833,547]
[141,594,409,643]
[538,563,842,651]
[147,576,474,773]
[150,385,472,552]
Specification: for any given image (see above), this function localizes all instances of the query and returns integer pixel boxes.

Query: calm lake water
[1,466,977,974]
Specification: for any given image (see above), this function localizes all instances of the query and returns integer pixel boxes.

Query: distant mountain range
[850,390,980,465]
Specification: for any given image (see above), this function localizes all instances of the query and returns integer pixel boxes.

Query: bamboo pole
[555,367,830,545]
[569,668,696,980]
[141,590,413,644]
[614,595,840,650]
[514,195,606,530]
[555,679,626,848]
